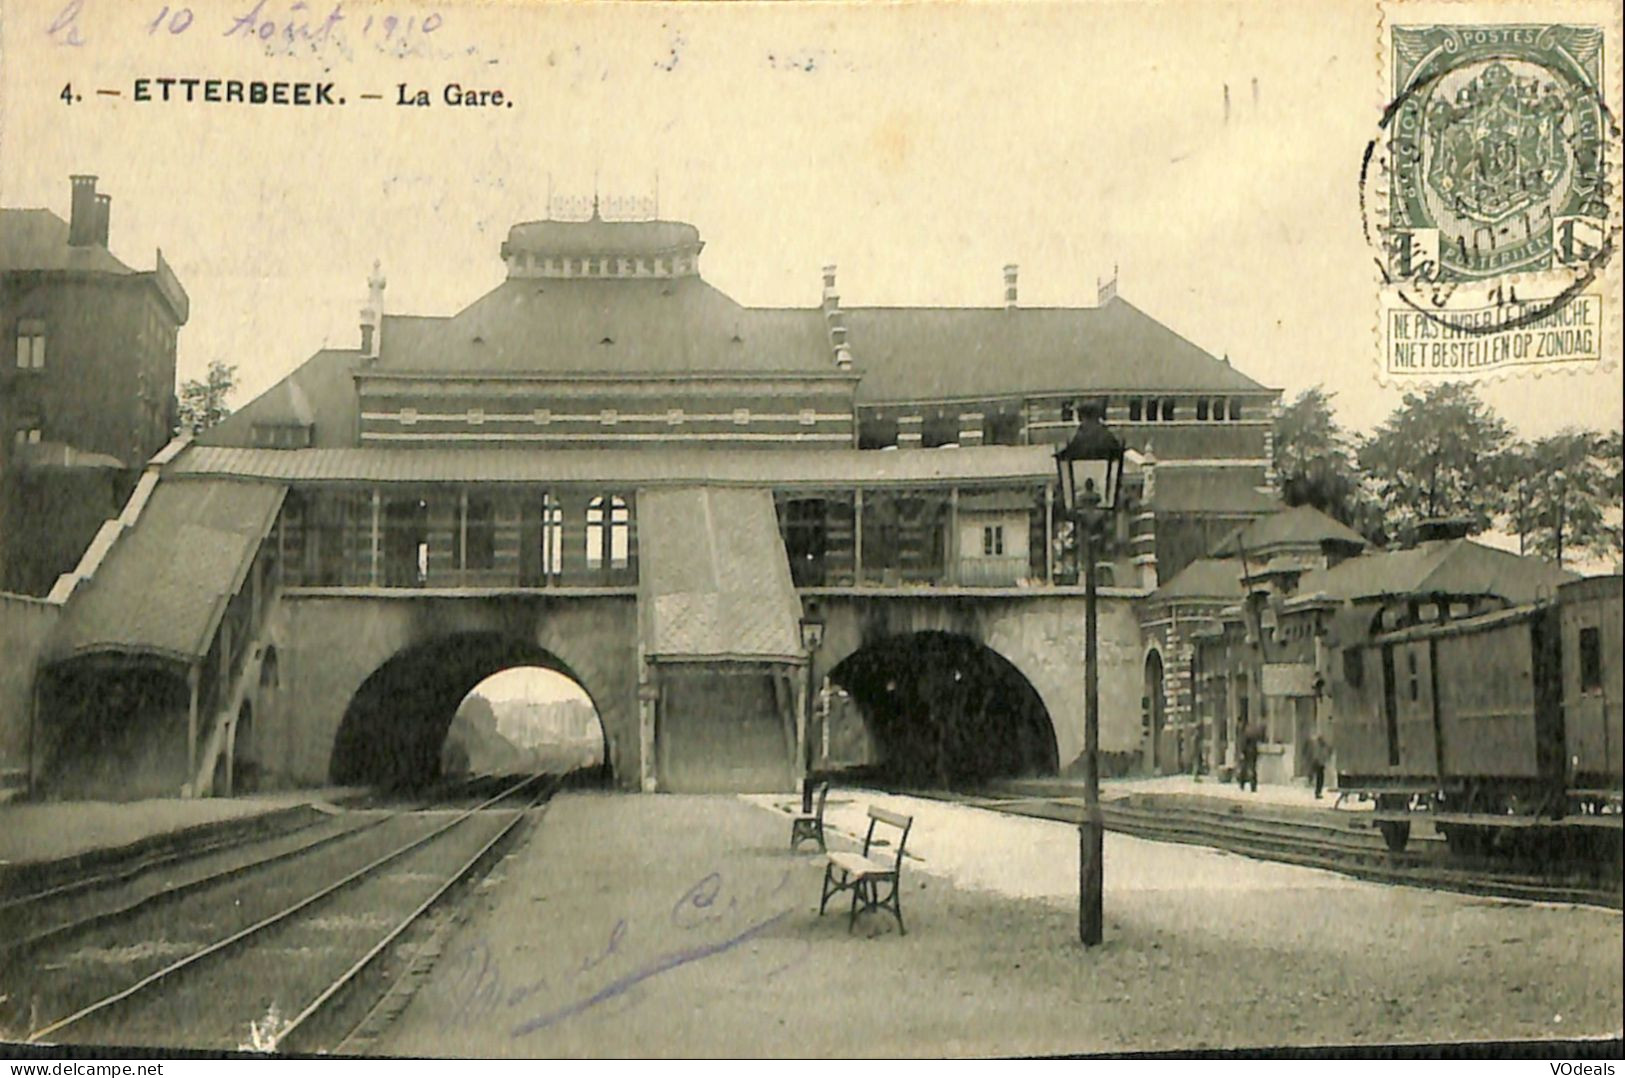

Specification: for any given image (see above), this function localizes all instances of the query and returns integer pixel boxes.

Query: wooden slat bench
[818,805,913,934]
[790,781,831,852]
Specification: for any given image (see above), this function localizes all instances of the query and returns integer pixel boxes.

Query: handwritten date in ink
[47,0,444,51]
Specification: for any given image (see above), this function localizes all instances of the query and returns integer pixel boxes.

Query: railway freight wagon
[1334,575,1623,854]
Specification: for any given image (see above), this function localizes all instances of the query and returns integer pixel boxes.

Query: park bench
[790,780,830,852]
[818,805,913,934]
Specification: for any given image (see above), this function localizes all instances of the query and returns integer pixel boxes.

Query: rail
[24,773,554,1046]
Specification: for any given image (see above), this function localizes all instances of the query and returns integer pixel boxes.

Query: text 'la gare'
[398,83,511,108]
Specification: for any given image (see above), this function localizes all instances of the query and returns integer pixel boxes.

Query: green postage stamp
[1369,2,1622,381]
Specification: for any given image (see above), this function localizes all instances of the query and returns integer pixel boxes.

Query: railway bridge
[15,446,1152,800]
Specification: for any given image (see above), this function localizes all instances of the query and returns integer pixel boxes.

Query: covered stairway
[40,475,285,799]
[637,486,807,793]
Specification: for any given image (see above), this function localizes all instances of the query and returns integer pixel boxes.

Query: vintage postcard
[0,0,1621,1063]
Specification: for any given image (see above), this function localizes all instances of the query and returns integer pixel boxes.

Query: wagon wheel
[1377,820,1411,852]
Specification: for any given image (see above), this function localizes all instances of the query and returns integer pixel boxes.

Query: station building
[0,176,189,596]
[14,205,1286,800]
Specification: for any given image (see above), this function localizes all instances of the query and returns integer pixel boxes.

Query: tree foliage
[176,359,238,435]
[1355,382,1511,537]
[1602,429,1625,570]
[1500,429,1622,568]
[1272,386,1385,544]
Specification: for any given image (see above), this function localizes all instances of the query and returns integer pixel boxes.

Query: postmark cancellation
[1370,5,1623,382]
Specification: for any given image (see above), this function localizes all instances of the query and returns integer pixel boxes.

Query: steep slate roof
[53,478,286,663]
[1210,505,1368,557]
[198,350,364,449]
[0,208,134,274]
[170,444,1058,487]
[1152,557,1246,602]
[373,277,833,375]
[845,297,1270,404]
[637,487,804,662]
[1295,539,1577,605]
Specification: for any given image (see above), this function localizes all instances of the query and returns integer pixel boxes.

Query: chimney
[93,193,111,247]
[359,259,386,359]
[68,175,99,247]
[821,265,852,371]
[1003,264,1018,309]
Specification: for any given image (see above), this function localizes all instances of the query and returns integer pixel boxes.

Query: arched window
[540,493,563,578]
[586,495,631,570]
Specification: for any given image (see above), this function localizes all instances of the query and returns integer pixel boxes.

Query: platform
[983,773,1373,824]
[0,788,364,891]
[368,791,1621,1056]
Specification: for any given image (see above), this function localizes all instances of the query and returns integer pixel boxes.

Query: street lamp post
[799,607,826,813]
[1054,403,1125,948]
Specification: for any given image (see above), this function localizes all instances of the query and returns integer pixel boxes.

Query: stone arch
[215,698,256,795]
[270,593,638,789]
[328,631,612,788]
[1143,647,1166,774]
[826,630,1059,786]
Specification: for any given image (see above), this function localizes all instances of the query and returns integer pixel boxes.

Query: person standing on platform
[1240,722,1260,793]
[1309,733,1331,800]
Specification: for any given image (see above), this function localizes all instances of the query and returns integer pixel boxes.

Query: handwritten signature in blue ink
[510,908,792,1037]
[432,867,809,1036]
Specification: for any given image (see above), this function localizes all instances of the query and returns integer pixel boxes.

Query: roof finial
[1096,263,1119,306]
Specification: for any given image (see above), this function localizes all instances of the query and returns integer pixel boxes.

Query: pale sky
[3,0,1620,440]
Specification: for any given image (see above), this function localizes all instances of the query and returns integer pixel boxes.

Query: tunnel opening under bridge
[826,631,1058,788]
[329,632,611,790]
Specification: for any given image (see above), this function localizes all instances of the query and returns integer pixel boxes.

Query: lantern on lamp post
[1053,402,1125,947]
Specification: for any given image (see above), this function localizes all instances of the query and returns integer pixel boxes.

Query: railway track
[901,788,1624,910]
[7,773,557,1053]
